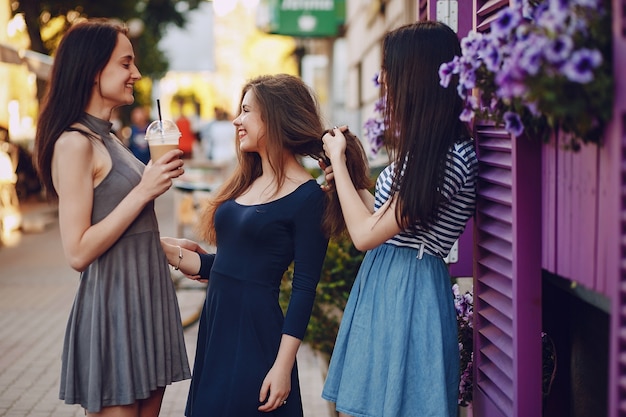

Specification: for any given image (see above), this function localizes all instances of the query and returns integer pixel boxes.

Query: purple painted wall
[468,0,625,413]
[606,0,626,413]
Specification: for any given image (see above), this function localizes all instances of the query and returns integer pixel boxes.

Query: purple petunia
[504,111,525,136]
[363,79,386,156]
[436,0,608,143]
[438,60,457,88]
[491,6,522,38]
[483,41,503,72]
[460,97,477,123]
[562,49,602,83]
[544,35,574,65]
[372,72,380,87]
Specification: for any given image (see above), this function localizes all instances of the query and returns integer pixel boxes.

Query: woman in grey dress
[33,20,190,417]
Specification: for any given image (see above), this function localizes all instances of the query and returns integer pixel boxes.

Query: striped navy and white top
[374,138,478,258]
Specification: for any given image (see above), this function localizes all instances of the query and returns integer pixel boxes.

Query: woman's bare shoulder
[54,129,96,156]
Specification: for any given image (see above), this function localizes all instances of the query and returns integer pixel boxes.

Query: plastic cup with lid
[145,119,181,161]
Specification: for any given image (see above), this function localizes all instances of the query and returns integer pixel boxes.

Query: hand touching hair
[318,127,372,238]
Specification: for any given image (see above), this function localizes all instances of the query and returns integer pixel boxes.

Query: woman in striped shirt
[320,21,478,417]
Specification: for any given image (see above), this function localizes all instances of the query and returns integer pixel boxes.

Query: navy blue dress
[186,180,329,417]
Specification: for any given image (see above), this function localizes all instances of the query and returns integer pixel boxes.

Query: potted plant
[438,0,613,150]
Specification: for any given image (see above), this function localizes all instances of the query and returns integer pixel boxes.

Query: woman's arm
[258,189,328,412]
[257,334,301,412]
[160,238,207,280]
[52,131,184,271]
[323,128,401,251]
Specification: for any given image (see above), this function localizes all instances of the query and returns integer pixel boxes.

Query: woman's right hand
[137,149,184,201]
[322,127,347,165]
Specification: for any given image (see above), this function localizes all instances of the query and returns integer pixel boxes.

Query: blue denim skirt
[322,243,459,417]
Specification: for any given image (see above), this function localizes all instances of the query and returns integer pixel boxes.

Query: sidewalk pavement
[0,189,333,417]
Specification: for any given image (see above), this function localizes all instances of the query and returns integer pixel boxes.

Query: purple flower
[439,60,457,88]
[544,35,574,65]
[456,82,470,102]
[460,107,475,123]
[483,42,503,73]
[363,75,388,156]
[372,72,380,87]
[549,0,570,14]
[517,38,546,76]
[539,7,570,33]
[363,111,386,155]
[438,0,610,147]
[561,48,602,83]
[373,97,386,113]
[525,100,541,117]
[459,66,477,91]
[504,111,525,136]
[574,0,601,7]
[529,0,549,20]
[495,70,528,99]
[492,7,522,38]
[461,31,484,57]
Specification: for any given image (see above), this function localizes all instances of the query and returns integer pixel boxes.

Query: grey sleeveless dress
[59,113,191,413]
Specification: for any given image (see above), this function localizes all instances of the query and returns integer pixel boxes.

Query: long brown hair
[198,74,371,243]
[381,21,471,228]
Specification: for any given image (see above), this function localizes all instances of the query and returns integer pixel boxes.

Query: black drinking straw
[156,99,163,123]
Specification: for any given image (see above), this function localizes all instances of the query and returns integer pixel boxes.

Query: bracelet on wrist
[174,245,183,270]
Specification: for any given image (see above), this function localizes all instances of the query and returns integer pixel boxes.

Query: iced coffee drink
[145,119,181,161]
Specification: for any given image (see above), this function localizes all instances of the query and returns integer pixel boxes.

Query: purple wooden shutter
[470,1,543,414]
[472,125,543,417]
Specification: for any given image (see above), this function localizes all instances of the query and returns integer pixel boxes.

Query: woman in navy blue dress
[161,74,370,416]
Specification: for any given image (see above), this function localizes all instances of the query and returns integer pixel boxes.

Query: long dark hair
[34,19,128,200]
[381,21,470,228]
[199,74,371,243]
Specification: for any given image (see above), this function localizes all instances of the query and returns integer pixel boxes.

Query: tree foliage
[12,0,204,79]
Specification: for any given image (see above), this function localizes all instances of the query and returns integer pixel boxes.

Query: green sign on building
[258,0,345,37]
